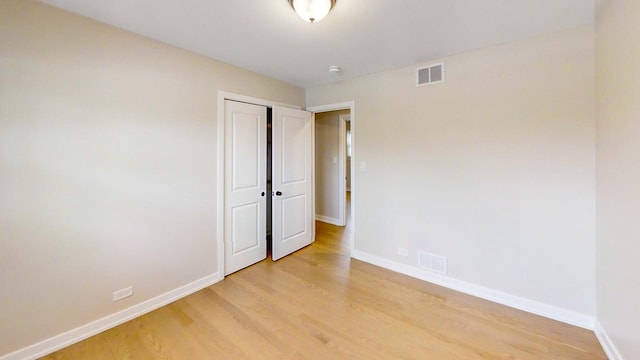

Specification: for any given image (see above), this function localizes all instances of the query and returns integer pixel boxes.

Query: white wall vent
[418,251,448,274]
[416,63,445,86]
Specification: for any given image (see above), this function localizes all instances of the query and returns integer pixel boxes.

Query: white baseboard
[595,321,623,360]
[1,272,223,360]
[351,249,595,330]
[316,214,343,226]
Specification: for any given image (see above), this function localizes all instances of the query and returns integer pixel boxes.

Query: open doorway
[308,101,356,252]
[314,109,349,226]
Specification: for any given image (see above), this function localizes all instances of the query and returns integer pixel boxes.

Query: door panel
[231,203,260,253]
[281,194,308,240]
[224,100,267,275]
[232,116,260,190]
[272,106,314,260]
[282,116,307,183]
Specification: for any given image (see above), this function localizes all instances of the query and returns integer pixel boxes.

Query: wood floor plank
[41,218,606,359]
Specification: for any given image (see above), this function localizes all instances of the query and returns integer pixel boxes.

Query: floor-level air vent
[418,251,448,274]
[416,63,445,86]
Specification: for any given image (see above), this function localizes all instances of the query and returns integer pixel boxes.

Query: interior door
[272,106,314,260]
[224,100,267,275]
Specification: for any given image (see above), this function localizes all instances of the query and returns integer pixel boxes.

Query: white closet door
[224,100,267,275]
[272,106,314,260]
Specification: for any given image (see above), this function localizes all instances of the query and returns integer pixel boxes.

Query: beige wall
[307,26,596,316]
[8,0,636,356]
[315,110,349,222]
[0,1,303,356]
[596,1,640,358]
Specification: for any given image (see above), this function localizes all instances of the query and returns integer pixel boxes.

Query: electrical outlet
[112,286,133,302]
[397,248,409,256]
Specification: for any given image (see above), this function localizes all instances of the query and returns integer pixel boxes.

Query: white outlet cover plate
[113,286,133,302]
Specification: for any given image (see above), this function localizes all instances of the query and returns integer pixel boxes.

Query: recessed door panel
[281,194,307,241]
[281,115,307,184]
[231,203,260,254]
[232,113,260,191]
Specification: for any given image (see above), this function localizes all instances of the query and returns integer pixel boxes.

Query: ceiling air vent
[416,62,445,87]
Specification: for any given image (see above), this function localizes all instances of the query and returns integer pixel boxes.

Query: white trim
[217,91,302,276]
[316,214,342,226]
[595,321,623,360]
[216,93,226,278]
[1,273,222,360]
[306,102,352,113]
[337,114,348,227]
[351,249,596,330]
[218,91,302,110]
[310,111,317,243]
[307,101,356,256]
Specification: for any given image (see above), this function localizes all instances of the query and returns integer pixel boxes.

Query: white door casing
[338,114,349,226]
[272,106,315,260]
[224,100,267,275]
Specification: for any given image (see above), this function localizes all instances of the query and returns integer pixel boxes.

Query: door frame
[338,114,349,226]
[307,101,356,255]
[216,91,303,278]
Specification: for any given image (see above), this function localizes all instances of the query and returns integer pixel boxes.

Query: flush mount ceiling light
[289,0,337,23]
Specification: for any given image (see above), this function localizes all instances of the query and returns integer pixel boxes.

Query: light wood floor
[42,220,606,359]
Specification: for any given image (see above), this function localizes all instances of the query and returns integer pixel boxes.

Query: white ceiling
[38,0,594,88]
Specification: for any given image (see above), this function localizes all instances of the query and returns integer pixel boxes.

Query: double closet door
[224,100,314,275]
